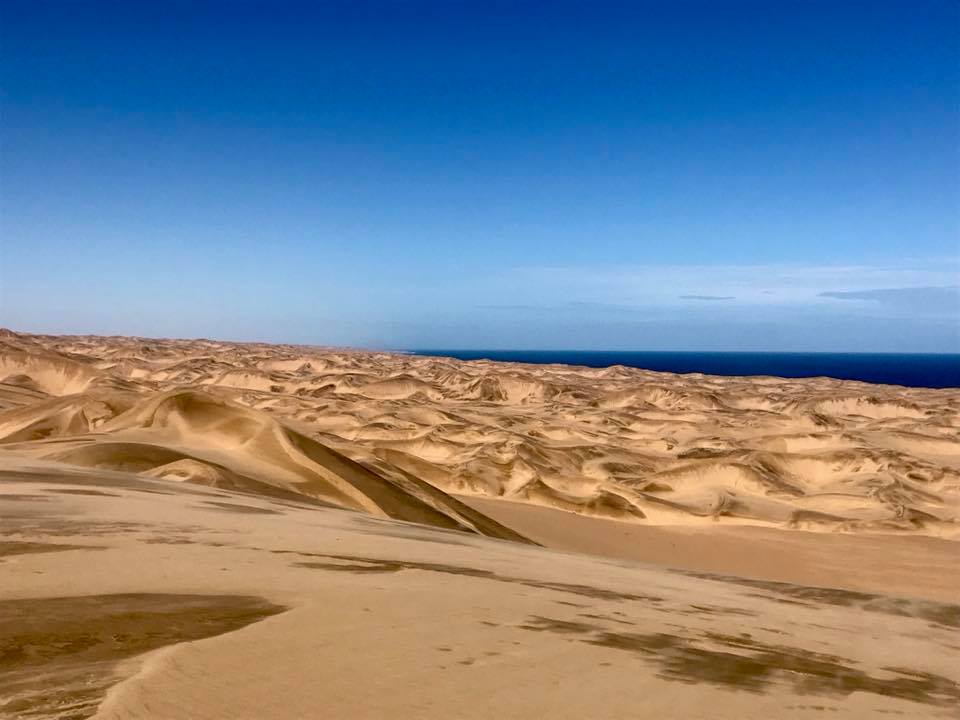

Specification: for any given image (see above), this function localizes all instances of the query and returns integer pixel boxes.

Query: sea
[410,350,960,389]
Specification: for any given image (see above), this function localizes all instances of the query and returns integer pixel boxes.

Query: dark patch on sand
[201,501,283,515]
[0,519,146,537]
[45,489,122,497]
[666,602,760,619]
[294,560,403,574]
[681,570,960,629]
[578,612,636,626]
[0,593,285,720]
[0,541,103,558]
[518,616,960,706]
[288,551,662,603]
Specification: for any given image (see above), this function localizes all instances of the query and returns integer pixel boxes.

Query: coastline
[409,349,960,389]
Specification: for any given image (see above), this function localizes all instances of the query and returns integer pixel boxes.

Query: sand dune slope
[1,386,527,542]
[2,461,959,719]
[2,330,956,537]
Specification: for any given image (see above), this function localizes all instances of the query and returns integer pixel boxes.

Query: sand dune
[2,385,526,543]
[1,330,957,536]
[2,330,959,718]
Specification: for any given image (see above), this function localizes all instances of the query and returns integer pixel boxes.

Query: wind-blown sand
[1,330,958,718]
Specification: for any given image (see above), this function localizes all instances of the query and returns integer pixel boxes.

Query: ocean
[410,350,960,389]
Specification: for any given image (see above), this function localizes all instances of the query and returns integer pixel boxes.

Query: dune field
[1,329,958,718]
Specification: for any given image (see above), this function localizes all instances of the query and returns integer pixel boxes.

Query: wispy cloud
[490,260,959,309]
[819,286,960,308]
[474,304,541,311]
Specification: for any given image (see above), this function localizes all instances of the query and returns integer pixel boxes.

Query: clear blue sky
[2,1,958,351]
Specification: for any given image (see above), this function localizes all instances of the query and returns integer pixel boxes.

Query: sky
[2,0,958,351]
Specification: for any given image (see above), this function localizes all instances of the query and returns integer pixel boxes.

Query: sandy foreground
[1,330,958,718]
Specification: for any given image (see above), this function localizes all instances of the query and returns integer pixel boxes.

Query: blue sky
[2,1,958,351]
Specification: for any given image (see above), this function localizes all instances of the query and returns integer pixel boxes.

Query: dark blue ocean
[411,351,960,389]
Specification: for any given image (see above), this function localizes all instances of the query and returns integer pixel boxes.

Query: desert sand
[1,329,958,718]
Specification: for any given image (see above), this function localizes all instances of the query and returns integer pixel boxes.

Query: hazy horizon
[2,1,958,351]
[6,325,960,356]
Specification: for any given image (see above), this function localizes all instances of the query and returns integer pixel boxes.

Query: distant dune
[1,329,957,537]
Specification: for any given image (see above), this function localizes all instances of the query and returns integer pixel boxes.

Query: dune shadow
[0,593,285,719]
